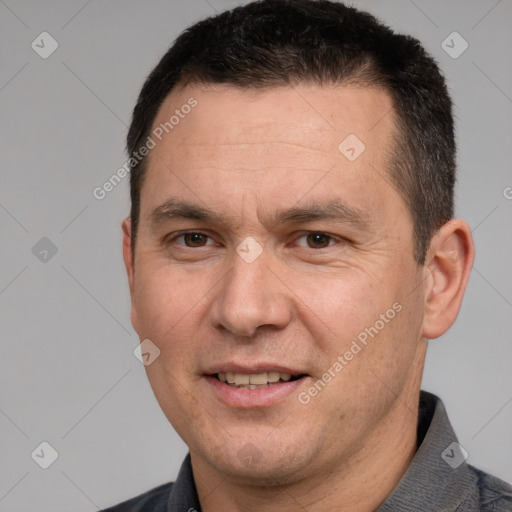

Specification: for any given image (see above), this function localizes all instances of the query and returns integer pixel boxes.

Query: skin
[122,83,474,511]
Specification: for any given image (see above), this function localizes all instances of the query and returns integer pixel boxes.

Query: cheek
[298,266,419,386]
[292,269,392,346]
[132,264,208,356]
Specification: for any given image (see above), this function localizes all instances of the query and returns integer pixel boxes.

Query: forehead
[151,82,396,157]
[142,83,402,224]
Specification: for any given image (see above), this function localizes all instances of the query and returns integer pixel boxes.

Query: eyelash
[167,231,341,250]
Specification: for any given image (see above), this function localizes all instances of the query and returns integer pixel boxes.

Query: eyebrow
[148,198,374,232]
[149,199,226,227]
[271,199,373,230]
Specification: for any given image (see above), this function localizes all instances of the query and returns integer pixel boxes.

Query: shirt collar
[167,452,201,512]
[376,390,477,511]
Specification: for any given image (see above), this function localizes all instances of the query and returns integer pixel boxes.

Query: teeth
[268,371,280,383]
[216,371,293,387]
[235,374,250,386]
[249,373,268,385]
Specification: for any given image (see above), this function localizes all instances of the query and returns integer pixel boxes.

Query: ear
[421,219,474,340]
[122,217,139,334]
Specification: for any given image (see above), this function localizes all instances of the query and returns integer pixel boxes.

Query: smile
[216,371,304,389]
[205,370,308,408]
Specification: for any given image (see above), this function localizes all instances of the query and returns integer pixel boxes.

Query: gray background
[1,0,511,510]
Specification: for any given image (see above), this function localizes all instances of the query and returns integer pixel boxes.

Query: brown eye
[306,233,330,248]
[304,233,333,249]
[182,233,209,247]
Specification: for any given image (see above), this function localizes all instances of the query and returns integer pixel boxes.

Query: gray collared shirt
[101,391,512,511]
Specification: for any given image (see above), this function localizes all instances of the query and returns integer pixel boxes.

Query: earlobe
[421,219,475,340]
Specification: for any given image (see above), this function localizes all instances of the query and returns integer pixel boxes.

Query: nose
[210,247,292,338]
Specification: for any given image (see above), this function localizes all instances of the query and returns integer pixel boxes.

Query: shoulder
[463,465,512,512]
[100,481,173,511]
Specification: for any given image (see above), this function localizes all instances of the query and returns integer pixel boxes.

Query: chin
[201,440,315,487]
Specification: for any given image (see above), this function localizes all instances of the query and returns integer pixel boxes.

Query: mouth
[212,371,307,389]
[204,368,309,408]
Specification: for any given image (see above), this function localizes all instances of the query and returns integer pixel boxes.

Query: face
[124,83,429,485]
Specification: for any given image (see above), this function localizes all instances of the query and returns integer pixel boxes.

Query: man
[103,0,512,510]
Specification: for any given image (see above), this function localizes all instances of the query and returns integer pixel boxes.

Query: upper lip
[204,362,306,376]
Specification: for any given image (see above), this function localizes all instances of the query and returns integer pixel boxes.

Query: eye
[295,232,337,249]
[172,232,214,248]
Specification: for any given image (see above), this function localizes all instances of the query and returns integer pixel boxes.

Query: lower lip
[204,375,306,408]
